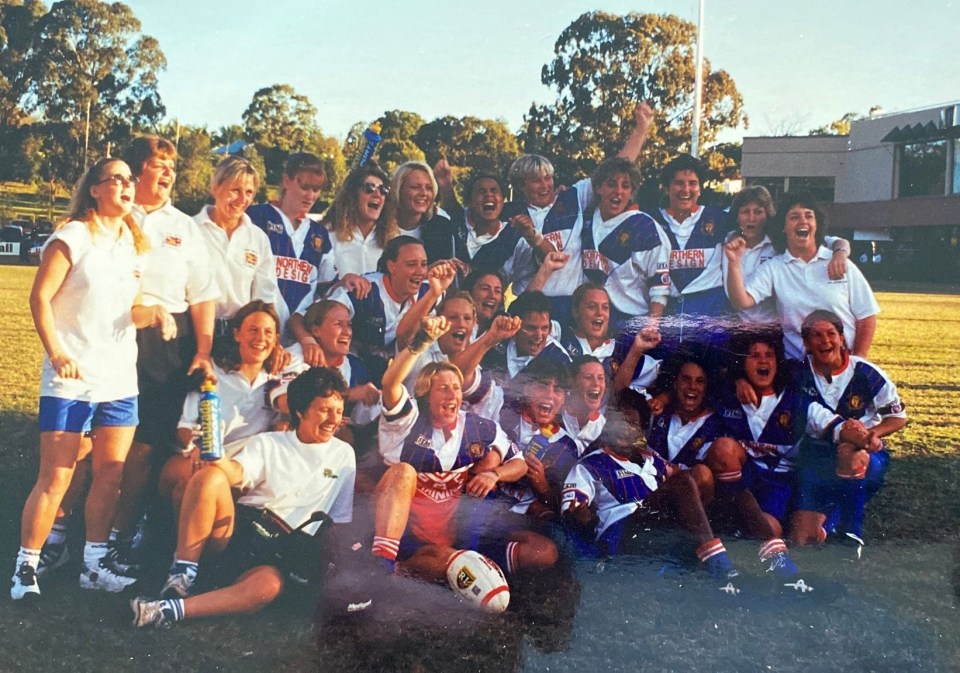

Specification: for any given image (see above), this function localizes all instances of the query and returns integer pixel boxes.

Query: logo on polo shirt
[163,235,182,248]
[311,235,324,251]
[268,222,283,234]
[848,395,862,410]
[244,250,259,267]
[703,221,714,236]
[779,411,791,428]
[468,442,484,460]
[618,230,631,246]
[323,468,338,479]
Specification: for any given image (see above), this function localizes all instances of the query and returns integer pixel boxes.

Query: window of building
[898,140,946,197]
[789,176,836,202]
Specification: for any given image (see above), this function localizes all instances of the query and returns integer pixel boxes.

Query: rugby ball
[444,549,510,613]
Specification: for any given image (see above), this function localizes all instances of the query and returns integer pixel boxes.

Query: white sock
[16,547,41,571]
[83,541,109,569]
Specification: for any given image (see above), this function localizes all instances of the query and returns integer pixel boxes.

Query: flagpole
[691,0,705,158]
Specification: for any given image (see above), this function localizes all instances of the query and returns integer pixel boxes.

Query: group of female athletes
[11,104,907,624]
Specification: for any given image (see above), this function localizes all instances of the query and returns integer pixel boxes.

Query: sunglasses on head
[361,182,389,196]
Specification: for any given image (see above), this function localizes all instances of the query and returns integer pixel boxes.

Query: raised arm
[382,316,450,410]
[722,237,758,310]
[613,326,662,394]
[449,314,522,388]
[395,261,456,351]
[526,251,569,293]
[615,102,655,163]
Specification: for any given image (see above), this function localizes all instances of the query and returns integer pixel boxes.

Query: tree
[414,115,519,179]
[0,0,46,128]
[153,122,214,215]
[518,11,745,185]
[242,83,320,183]
[26,0,166,178]
[808,107,881,136]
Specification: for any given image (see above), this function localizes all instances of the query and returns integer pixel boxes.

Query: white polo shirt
[195,206,280,320]
[234,430,356,533]
[744,246,880,359]
[39,220,144,402]
[721,235,778,324]
[133,202,219,314]
[178,362,287,456]
[560,409,606,456]
[329,226,383,277]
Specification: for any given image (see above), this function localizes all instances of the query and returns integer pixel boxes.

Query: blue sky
[125,0,960,142]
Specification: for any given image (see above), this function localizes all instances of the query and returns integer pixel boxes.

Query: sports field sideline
[0,265,958,672]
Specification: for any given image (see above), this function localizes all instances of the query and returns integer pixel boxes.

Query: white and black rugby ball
[445,549,510,613]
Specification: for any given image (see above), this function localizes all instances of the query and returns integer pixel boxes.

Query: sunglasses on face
[98,174,138,188]
[361,182,389,196]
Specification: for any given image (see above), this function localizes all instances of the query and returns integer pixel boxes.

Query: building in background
[742,102,960,282]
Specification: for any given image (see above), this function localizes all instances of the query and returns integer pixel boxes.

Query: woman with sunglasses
[322,163,394,278]
[12,158,176,600]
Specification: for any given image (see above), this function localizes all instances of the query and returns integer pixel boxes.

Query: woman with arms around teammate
[12,158,176,600]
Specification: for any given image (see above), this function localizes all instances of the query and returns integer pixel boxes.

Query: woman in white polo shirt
[322,163,393,277]
[724,192,879,359]
[158,301,306,510]
[195,156,280,328]
[12,158,176,600]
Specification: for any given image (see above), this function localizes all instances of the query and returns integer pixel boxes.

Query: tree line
[2,2,751,213]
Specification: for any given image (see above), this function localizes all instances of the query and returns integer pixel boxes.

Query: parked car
[28,233,49,264]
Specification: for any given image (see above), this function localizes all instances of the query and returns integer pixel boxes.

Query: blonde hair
[385,161,437,234]
[211,155,259,193]
[64,157,149,254]
[413,361,463,399]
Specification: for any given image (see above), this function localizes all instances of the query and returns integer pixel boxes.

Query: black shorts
[134,312,201,451]
[201,505,331,590]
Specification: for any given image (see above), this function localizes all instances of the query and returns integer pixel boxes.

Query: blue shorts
[796,448,890,515]
[38,396,139,433]
[743,461,797,524]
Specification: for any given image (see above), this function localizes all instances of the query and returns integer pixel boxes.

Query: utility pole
[691,0,705,158]
[83,100,92,169]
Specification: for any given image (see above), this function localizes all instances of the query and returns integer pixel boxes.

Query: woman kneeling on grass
[12,158,176,600]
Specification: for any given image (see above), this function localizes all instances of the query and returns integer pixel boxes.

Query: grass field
[0,265,958,672]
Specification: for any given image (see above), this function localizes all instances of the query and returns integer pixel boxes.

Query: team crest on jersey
[691,437,704,452]
[456,567,476,590]
[133,269,142,280]
[323,468,338,479]
[414,434,432,448]
[163,235,182,248]
[268,222,283,234]
[848,395,862,410]
[618,230,631,246]
[778,411,791,428]
[468,442,484,460]
[703,221,714,236]
[610,360,620,373]
[312,235,324,251]
[244,250,259,266]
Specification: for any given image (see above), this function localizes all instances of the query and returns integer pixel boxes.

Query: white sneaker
[79,561,137,593]
[160,572,193,600]
[130,598,171,628]
[11,563,41,601]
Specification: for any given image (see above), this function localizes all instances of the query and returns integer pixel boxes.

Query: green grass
[0,265,959,672]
